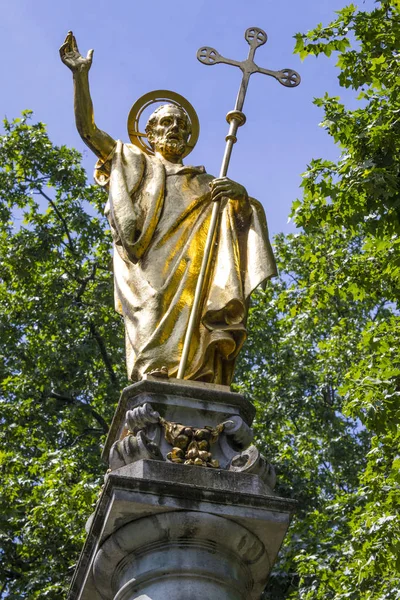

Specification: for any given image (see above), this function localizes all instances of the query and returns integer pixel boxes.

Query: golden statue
[60,31,277,386]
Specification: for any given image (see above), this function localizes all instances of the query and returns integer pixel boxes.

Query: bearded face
[156,136,186,158]
[146,106,191,161]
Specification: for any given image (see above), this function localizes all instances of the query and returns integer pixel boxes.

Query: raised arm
[59,31,115,159]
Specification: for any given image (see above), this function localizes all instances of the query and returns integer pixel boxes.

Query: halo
[127,90,200,158]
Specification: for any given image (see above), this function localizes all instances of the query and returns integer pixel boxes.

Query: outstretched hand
[210,177,248,203]
[59,31,93,73]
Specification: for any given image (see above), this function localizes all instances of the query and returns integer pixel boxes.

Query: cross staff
[177,27,300,379]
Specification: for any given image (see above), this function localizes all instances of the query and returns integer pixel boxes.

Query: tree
[0,112,126,598]
[292,2,400,597]
[235,230,380,598]
[236,1,400,597]
[1,2,400,596]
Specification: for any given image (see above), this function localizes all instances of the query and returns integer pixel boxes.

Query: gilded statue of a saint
[60,32,276,386]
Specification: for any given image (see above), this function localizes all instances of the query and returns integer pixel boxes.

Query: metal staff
[177,26,300,379]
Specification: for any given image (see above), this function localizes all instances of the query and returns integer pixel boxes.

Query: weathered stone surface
[94,511,265,600]
[69,460,296,600]
[102,377,256,466]
[69,381,295,600]
[102,377,269,484]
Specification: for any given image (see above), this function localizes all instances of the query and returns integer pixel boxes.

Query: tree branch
[49,391,109,433]
[75,263,97,302]
[36,187,76,255]
[0,580,8,599]
[62,427,105,448]
[89,322,119,386]
[371,300,389,322]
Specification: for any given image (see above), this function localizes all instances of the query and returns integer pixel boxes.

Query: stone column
[68,378,296,600]
[95,511,264,600]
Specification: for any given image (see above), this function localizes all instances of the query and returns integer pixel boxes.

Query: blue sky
[2,0,367,237]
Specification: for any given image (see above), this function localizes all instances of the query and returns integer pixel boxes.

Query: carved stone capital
[103,381,276,481]
[229,445,276,490]
[126,402,160,433]
[109,430,163,470]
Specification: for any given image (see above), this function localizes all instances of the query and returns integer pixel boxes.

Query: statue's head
[145,104,192,160]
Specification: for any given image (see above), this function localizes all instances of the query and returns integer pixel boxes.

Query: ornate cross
[177,27,301,379]
[197,26,300,114]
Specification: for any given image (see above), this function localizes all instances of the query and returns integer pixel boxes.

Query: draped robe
[95,141,276,385]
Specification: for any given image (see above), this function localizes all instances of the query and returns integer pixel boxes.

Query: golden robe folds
[95,141,276,385]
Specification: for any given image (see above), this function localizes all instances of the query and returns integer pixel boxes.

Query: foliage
[291,1,400,596]
[235,231,378,599]
[239,1,400,597]
[0,112,126,598]
[1,2,400,596]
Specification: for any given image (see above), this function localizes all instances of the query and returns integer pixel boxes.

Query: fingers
[210,178,231,192]
[210,177,234,188]
[64,30,73,45]
[72,33,79,53]
[211,189,230,201]
[59,30,92,71]
[59,31,75,58]
[211,190,229,202]
[210,177,247,203]
[60,31,71,57]
[59,43,68,58]
[60,30,79,52]
[210,177,229,188]
[212,185,231,196]
[210,178,232,201]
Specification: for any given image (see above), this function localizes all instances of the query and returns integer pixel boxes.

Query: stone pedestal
[68,379,296,600]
